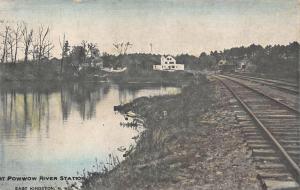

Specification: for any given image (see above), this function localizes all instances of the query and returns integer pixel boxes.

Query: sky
[0,0,299,56]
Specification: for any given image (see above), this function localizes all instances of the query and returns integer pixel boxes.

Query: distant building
[153,55,184,71]
[217,59,235,73]
[237,59,256,72]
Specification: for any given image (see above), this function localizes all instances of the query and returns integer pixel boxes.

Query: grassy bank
[80,75,258,190]
[81,75,213,189]
[0,62,105,82]
[0,63,62,81]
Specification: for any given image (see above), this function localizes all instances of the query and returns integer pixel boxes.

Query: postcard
[0,0,299,189]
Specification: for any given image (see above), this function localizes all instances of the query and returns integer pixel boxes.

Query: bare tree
[44,40,54,59]
[0,23,22,64]
[31,42,38,61]
[87,43,96,57]
[36,25,52,63]
[113,43,122,54]
[123,42,132,54]
[12,23,22,64]
[113,42,132,55]
[1,26,10,63]
[87,42,99,66]
[7,31,15,63]
[21,23,33,64]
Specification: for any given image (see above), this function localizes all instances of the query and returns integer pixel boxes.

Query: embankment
[81,75,259,190]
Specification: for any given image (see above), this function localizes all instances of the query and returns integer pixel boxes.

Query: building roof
[162,55,175,58]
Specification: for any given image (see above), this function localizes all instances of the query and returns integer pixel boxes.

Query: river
[0,82,181,189]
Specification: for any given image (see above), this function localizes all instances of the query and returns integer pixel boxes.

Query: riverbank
[0,62,194,85]
[0,63,106,82]
[81,75,260,190]
[109,70,194,85]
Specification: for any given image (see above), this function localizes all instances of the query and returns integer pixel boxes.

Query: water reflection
[0,83,111,133]
[60,83,110,120]
[117,83,181,104]
[0,82,181,187]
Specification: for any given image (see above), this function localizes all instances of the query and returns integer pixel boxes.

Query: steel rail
[218,75,300,114]
[229,73,298,88]
[214,75,300,181]
[227,74,299,95]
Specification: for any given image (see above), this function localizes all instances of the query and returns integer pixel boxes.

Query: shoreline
[80,76,260,190]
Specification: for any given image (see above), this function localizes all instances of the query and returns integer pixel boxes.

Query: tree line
[0,22,106,75]
[0,22,54,64]
[1,22,298,77]
[196,42,299,76]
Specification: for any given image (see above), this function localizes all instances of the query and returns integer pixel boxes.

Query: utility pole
[150,43,153,54]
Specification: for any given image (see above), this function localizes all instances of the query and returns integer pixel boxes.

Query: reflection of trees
[117,84,166,104]
[118,87,136,104]
[117,84,156,104]
[0,82,110,139]
[60,83,110,120]
[0,89,50,139]
[61,87,72,121]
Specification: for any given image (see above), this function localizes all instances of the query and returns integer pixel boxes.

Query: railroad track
[214,75,300,190]
[224,73,299,95]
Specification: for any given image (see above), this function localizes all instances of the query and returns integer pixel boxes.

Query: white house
[153,55,184,71]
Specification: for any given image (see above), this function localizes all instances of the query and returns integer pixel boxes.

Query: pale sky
[0,0,299,56]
